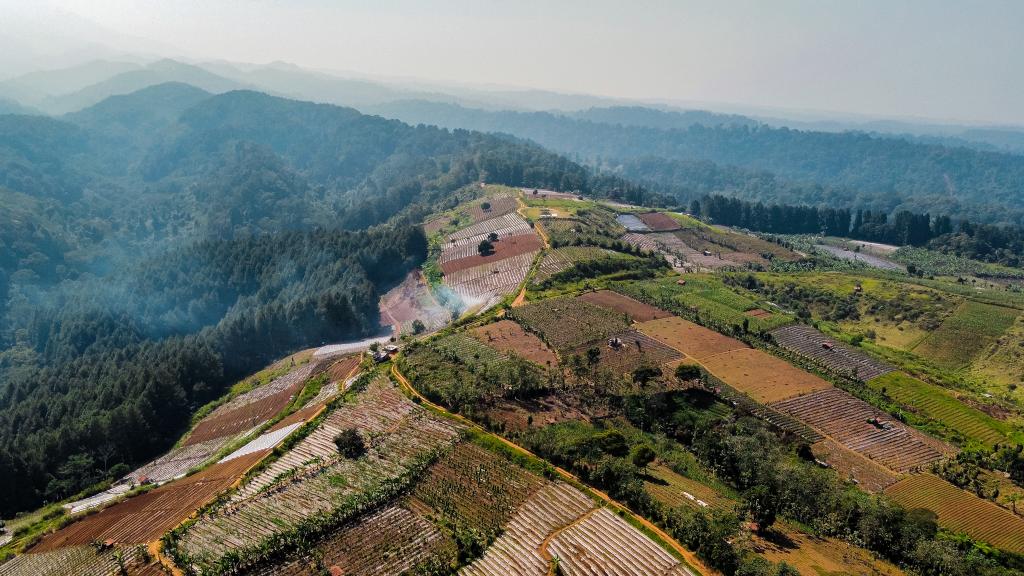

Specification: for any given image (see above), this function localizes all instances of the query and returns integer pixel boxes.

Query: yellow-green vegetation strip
[867,371,1015,446]
[912,300,1019,369]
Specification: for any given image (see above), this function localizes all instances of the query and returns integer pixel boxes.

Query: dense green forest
[0,84,638,515]
[368,100,1024,226]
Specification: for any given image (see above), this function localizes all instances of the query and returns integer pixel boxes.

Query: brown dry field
[184,381,304,445]
[637,316,747,361]
[326,354,361,382]
[579,290,673,322]
[744,308,772,318]
[637,212,681,231]
[753,524,905,576]
[470,319,558,367]
[423,216,450,236]
[440,233,543,275]
[701,348,832,403]
[32,451,267,551]
[467,196,518,222]
[811,439,901,492]
[569,330,682,376]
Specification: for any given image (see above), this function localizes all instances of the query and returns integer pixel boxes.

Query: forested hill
[367,100,1024,226]
[0,84,631,515]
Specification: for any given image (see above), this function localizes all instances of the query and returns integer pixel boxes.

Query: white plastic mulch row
[220,423,303,464]
[446,213,531,242]
[549,507,688,576]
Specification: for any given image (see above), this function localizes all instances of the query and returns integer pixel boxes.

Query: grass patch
[913,301,1019,369]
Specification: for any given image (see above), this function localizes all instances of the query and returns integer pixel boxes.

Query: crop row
[534,247,623,282]
[177,378,462,570]
[885,474,1024,554]
[247,504,455,576]
[460,482,595,576]
[770,323,894,381]
[549,507,681,576]
[413,443,545,536]
[772,388,953,473]
[0,544,155,576]
[446,213,532,243]
[510,296,631,353]
[567,330,682,376]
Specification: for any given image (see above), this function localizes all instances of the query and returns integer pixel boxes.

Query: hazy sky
[4,0,1023,125]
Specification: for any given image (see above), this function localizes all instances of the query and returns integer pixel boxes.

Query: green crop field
[867,371,1013,446]
[613,276,793,332]
[912,301,1019,369]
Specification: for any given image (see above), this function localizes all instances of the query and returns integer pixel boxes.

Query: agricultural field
[568,330,683,376]
[31,450,268,552]
[615,276,792,332]
[701,348,833,403]
[637,316,748,361]
[642,465,732,511]
[440,232,543,275]
[520,187,582,200]
[548,507,685,576]
[431,333,508,366]
[172,377,462,573]
[510,295,632,352]
[378,270,450,335]
[637,211,682,231]
[578,289,673,322]
[809,439,901,492]
[534,247,636,283]
[971,313,1024,403]
[866,371,1013,446]
[412,442,545,538]
[519,196,591,220]
[771,388,954,473]
[446,213,533,243]
[912,300,1019,369]
[770,323,894,380]
[469,320,559,367]
[0,544,164,576]
[443,251,538,312]
[814,243,904,271]
[539,207,625,248]
[885,474,1024,554]
[468,195,519,222]
[890,246,1024,279]
[248,504,456,576]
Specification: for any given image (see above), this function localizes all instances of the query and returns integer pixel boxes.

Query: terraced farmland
[32,450,268,552]
[444,251,537,312]
[446,213,532,243]
[866,371,1010,446]
[885,474,1024,554]
[637,212,682,231]
[236,378,452,500]
[459,482,594,576]
[549,507,687,576]
[579,289,673,322]
[440,232,543,274]
[912,300,1019,369]
[470,319,558,367]
[413,443,545,536]
[510,296,632,352]
[175,377,462,572]
[568,330,682,375]
[0,544,161,576]
[771,323,894,380]
[637,316,748,361]
[534,247,630,283]
[185,363,319,445]
[772,388,953,472]
[468,195,518,221]
[431,333,508,366]
[247,504,456,576]
[701,348,834,403]
[809,439,901,492]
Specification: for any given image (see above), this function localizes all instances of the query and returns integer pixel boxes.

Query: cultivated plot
[534,247,631,283]
[637,211,682,231]
[579,289,673,323]
[568,330,682,376]
[770,323,894,381]
[637,316,747,361]
[885,474,1024,554]
[511,296,632,352]
[440,232,543,274]
[912,300,1019,369]
[444,251,537,312]
[470,319,559,367]
[701,348,833,404]
[379,270,449,335]
[0,544,163,576]
[772,388,954,473]
[809,439,901,492]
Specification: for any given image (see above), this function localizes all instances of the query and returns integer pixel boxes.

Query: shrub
[333,429,366,459]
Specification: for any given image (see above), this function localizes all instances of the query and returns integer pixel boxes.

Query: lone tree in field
[487,231,499,242]
[481,201,491,211]
[334,429,366,459]
[411,319,426,334]
[478,239,495,256]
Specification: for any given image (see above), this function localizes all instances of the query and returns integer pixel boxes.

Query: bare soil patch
[470,319,558,368]
[702,348,832,404]
[579,290,673,322]
[440,233,543,275]
[637,316,747,361]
